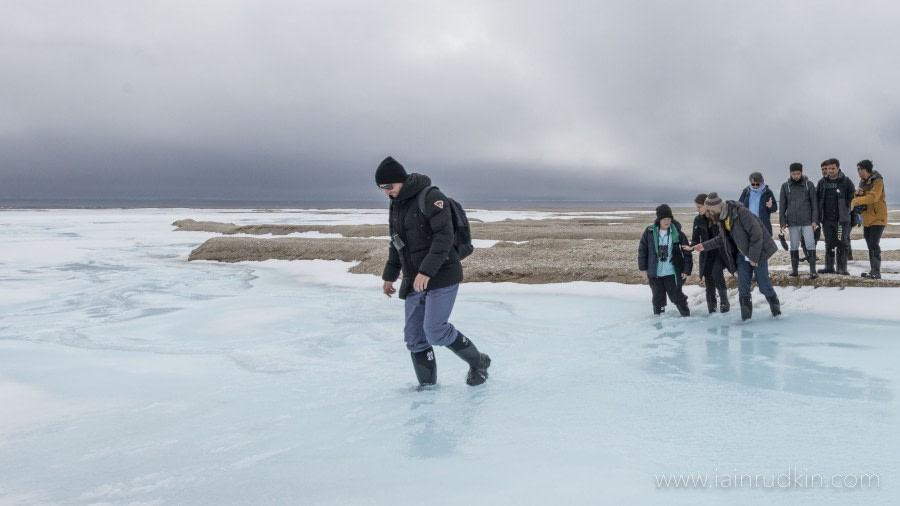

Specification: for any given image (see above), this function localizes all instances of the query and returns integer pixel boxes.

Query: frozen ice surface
[1,209,898,505]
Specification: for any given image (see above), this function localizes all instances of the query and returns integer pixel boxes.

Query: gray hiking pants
[404,283,460,353]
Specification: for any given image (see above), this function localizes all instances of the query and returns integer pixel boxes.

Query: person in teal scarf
[638,204,693,316]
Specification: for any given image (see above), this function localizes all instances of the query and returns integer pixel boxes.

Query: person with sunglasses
[376,156,491,388]
[738,172,778,236]
[851,159,888,279]
[816,158,856,275]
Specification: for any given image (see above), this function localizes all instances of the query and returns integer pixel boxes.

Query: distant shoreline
[5,198,900,211]
[1,199,695,211]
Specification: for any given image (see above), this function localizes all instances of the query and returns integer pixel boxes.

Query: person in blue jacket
[739,171,778,235]
[638,204,693,316]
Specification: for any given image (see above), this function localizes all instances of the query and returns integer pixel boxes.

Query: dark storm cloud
[2,0,899,204]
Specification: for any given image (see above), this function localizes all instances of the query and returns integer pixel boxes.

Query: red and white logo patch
[434,200,444,209]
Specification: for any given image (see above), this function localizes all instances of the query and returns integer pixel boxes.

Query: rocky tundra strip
[177,211,900,288]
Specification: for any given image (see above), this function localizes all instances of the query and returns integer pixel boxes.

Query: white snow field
[1,208,898,505]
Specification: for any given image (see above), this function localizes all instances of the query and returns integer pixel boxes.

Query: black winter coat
[816,172,856,224]
[739,185,778,235]
[690,213,722,279]
[638,219,693,282]
[381,173,463,299]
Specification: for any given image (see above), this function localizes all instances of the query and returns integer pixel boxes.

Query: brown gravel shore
[177,207,900,288]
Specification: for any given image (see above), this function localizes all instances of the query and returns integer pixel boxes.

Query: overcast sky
[3,0,899,204]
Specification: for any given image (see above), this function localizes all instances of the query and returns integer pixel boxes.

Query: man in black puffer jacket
[377,156,491,388]
[816,158,856,275]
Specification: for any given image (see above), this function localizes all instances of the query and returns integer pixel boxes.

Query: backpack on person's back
[416,186,474,259]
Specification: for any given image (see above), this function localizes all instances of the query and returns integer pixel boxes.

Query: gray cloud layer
[3,0,899,204]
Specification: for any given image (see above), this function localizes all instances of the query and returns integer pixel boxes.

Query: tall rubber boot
[766,294,781,317]
[836,247,849,275]
[706,291,717,314]
[807,249,818,279]
[818,247,835,274]
[411,347,437,386]
[862,250,882,279]
[871,255,882,279]
[739,295,753,321]
[676,300,690,317]
[718,288,730,313]
[789,250,800,277]
[653,305,665,315]
[447,333,491,386]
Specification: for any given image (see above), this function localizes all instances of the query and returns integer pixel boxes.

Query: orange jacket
[850,172,887,227]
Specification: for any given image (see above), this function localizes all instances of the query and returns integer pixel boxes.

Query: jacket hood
[722,199,744,220]
[391,173,432,202]
[747,183,767,196]
[867,170,884,183]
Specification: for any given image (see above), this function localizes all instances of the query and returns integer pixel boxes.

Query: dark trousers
[649,275,688,310]
[864,225,885,263]
[702,253,727,299]
[822,220,851,252]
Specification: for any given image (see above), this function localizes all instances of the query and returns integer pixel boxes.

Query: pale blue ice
[0,209,898,505]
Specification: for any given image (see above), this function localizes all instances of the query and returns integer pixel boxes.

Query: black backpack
[417,186,475,259]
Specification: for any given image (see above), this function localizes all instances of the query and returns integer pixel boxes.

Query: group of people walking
[639,159,888,321]
[371,155,886,387]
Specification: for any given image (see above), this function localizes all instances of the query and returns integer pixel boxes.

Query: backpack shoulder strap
[417,185,436,215]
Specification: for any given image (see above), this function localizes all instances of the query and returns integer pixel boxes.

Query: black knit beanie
[655,204,674,222]
[790,162,803,173]
[375,156,408,185]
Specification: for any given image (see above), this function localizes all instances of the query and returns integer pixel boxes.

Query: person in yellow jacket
[850,159,887,279]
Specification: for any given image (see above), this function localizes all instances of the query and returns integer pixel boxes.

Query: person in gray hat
[689,193,780,321]
[376,156,491,388]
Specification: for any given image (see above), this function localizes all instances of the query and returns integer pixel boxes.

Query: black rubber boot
[447,333,491,386]
[739,295,752,321]
[836,247,849,275]
[872,254,882,279]
[676,300,690,317]
[862,250,882,279]
[718,288,730,313]
[706,292,717,314]
[653,306,665,315]
[789,250,800,277]
[818,248,835,274]
[411,347,437,386]
[807,249,818,279]
[766,294,781,317]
